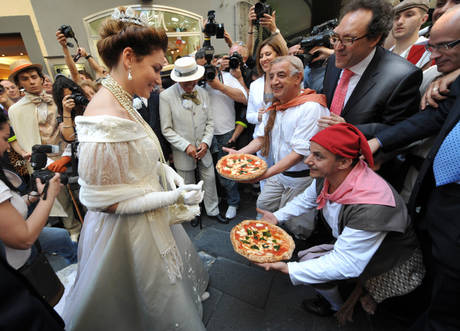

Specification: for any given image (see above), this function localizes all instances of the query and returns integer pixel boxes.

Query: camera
[58,24,81,62]
[228,52,244,70]
[30,145,68,194]
[298,19,337,67]
[203,44,216,81]
[70,87,89,107]
[253,0,272,25]
[59,25,75,39]
[203,10,225,39]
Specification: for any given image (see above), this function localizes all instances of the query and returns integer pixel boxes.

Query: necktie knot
[342,69,354,80]
[329,69,355,115]
[181,91,200,105]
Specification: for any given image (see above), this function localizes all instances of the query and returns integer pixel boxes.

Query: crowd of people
[0,0,459,330]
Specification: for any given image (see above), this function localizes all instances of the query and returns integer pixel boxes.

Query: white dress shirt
[205,71,248,135]
[273,179,387,285]
[254,101,329,174]
[342,48,376,107]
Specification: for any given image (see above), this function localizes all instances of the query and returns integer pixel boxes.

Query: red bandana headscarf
[310,123,395,209]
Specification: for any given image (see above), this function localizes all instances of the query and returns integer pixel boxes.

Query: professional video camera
[299,18,337,67]
[58,25,81,62]
[30,144,80,197]
[30,145,68,198]
[253,0,272,25]
[203,10,225,39]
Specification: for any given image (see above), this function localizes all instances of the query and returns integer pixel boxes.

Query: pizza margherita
[216,154,267,181]
[230,220,295,263]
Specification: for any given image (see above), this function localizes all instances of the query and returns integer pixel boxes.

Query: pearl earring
[128,67,133,81]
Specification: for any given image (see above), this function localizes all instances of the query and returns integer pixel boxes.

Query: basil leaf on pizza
[216,154,267,181]
[230,220,295,263]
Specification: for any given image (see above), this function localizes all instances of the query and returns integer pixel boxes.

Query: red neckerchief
[266,89,327,112]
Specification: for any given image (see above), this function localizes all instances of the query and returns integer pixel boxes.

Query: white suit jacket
[160,84,214,171]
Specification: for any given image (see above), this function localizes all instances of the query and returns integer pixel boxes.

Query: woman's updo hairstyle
[97,7,168,69]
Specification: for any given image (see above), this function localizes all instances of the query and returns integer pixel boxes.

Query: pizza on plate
[216,154,267,181]
[230,220,295,263]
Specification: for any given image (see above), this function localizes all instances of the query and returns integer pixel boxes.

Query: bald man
[369,6,460,330]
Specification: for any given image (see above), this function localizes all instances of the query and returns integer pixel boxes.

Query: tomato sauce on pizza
[230,220,295,263]
[216,154,267,181]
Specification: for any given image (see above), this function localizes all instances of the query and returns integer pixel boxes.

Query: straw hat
[170,57,204,82]
[8,59,43,82]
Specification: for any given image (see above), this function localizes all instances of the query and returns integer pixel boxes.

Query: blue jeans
[37,227,78,265]
[213,130,240,207]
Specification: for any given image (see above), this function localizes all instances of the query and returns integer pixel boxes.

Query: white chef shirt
[274,179,387,285]
[254,101,329,173]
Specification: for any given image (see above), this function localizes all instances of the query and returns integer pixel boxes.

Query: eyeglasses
[425,39,460,52]
[329,33,368,46]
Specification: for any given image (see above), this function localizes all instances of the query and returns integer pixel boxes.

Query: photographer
[247,3,287,58]
[53,75,90,143]
[56,27,106,85]
[202,11,248,220]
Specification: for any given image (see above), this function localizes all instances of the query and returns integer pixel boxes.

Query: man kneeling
[257,123,424,324]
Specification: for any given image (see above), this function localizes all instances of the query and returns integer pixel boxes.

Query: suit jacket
[376,76,460,217]
[159,84,214,171]
[137,92,171,157]
[323,46,422,138]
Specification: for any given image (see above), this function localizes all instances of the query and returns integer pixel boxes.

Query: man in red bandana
[257,123,423,323]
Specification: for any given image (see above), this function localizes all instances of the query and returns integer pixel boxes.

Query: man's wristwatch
[271,28,280,36]
[85,54,92,60]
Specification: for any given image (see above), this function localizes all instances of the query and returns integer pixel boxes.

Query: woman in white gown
[62,7,208,331]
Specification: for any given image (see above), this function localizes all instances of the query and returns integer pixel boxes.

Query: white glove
[182,181,204,205]
[115,183,202,214]
[162,163,185,189]
[297,244,334,262]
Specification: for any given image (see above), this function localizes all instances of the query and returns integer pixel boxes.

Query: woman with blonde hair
[61,7,208,331]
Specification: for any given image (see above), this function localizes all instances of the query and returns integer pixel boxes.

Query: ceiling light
[171,17,179,22]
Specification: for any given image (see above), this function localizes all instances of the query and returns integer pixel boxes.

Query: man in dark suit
[136,91,171,158]
[320,0,422,138]
[368,6,460,330]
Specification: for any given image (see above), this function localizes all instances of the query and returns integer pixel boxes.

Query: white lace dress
[62,115,208,331]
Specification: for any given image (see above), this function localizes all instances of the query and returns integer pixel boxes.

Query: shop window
[83,5,203,67]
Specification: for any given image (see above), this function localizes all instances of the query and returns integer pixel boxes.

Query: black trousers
[410,183,460,331]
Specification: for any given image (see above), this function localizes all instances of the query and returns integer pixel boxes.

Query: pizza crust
[230,220,295,263]
[216,154,268,181]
